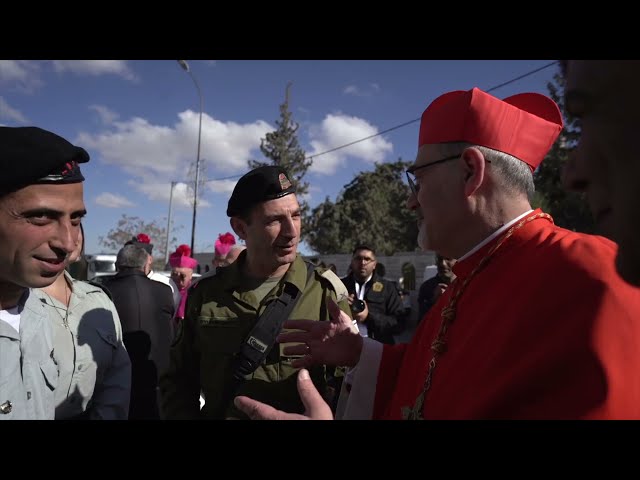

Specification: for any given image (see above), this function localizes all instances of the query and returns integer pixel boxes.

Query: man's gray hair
[116,244,149,270]
[476,145,535,201]
[440,142,535,201]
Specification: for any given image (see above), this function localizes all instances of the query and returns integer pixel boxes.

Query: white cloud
[0,60,43,92]
[307,113,393,175]
[299,191,312,203]
[76,111,272,184]
[304,185,320,203]
[132,181,212,209]
[207,178,238,195]
[0,60,138,93]
[343,83,381,97]
[51,60,138,82]
[343,85,360,95]
[89,104,119,125]
[95,192,136,208]
[0,97,28,123]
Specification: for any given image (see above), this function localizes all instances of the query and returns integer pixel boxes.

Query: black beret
[0,126,90,195]
[227,165,296,217]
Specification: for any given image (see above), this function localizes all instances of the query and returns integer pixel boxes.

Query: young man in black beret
[160,165,354,419]
[0,126,89,419]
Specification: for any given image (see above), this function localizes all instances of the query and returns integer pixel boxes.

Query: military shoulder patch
[320,269,349,303]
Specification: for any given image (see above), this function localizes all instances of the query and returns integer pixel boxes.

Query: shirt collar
[218,252,307,294]
[457,209,533,262]
[355,273,373,288]
[452,209,550,279]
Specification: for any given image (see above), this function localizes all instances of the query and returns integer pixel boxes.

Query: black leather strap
[217,263,314,417]
[231,262,314,382]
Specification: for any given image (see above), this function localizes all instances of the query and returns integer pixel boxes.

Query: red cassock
[374,209,640,419]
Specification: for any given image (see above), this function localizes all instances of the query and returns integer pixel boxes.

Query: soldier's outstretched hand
[278,296,363,369]
[234,369,334,420]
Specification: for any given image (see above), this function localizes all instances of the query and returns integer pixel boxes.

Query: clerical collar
[458,210,533,262]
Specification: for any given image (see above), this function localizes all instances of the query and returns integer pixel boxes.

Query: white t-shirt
[0,305,21,333]
[354,274,373,338]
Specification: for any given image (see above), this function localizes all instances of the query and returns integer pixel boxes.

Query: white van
[85,253,117,282]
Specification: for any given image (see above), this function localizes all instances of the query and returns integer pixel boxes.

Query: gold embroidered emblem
[372,281,384,292]
[279,173,292,190]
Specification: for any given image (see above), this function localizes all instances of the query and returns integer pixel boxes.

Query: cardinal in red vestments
[234,87,640,420]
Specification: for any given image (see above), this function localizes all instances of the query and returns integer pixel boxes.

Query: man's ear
[230,217,247,241]
[462,147,487,197]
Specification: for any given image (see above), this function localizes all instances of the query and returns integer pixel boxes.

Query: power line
[485,61,559,93]
[208,60,560,182]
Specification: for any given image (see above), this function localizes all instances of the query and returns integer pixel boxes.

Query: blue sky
[0,60,559,256]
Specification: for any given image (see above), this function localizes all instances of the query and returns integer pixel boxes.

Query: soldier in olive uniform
[159,166,351,419]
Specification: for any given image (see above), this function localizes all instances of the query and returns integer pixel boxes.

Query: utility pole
[164,181,177,267]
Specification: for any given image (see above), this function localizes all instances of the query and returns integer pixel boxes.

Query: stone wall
[308,250,436,287]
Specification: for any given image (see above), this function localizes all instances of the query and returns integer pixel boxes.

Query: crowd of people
[2,60,639,420]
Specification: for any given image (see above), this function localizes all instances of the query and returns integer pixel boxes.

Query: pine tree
[249,82,313,237]
[307,160,418,255]
[534,67,594,233]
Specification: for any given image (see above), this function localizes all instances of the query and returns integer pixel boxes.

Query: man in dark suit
[103,244,175,419]
[340,245,404,345]
[417,254,456,323]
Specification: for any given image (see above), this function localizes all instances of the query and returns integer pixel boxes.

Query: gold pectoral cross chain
[402,357,437,420]
[401,310,450,420]
[400,212,552,420]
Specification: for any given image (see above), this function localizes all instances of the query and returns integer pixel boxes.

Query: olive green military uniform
[159,253,350,419]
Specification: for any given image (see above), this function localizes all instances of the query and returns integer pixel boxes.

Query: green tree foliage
[98,214,181,266]
[534,67,594,233]
[307,160,418,255]
[249,82,312,237]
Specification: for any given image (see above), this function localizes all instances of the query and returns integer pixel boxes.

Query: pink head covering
[169,244,198,270]
[214,232,236,257]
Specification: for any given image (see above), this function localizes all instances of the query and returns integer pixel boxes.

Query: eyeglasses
[406,153,492,196]
[353,255,375,264]
[405,154,461,197]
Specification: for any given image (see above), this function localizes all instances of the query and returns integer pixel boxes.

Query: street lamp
[164,181,177,267]
[177,60,203,254]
